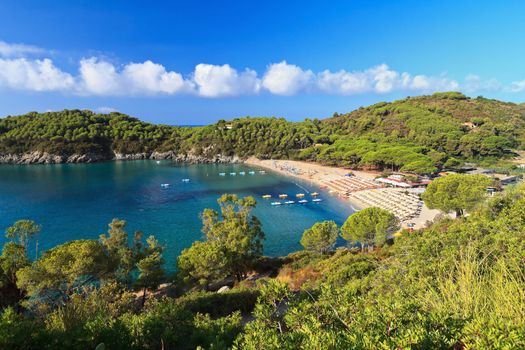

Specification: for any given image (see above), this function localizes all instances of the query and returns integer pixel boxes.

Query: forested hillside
[2,92,525,173]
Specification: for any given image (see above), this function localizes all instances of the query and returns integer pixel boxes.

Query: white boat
[219,172,226,176]
[230,172,237,176]
[285,200,295,205]
[312,198,323,202]
[160,183,170,188]
[239,171,246,175]
[271,202,282,206]
[182,178,190,182]
[298,199,308,204]
[248,171,256,175]
[279,194,288,198]
[259,170,266,174]
[156,160,161,164]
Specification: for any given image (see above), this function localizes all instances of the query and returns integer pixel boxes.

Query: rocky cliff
[0,151,242,165]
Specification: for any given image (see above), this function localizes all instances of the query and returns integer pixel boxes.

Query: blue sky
[0,0,525,124]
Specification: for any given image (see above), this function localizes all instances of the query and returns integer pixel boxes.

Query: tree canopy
[178,194,265,286]
[422,173,492,216]
[1,186,525,348]
[341,207,399,250]
[300,220,339,254]
[16,240,112,306]
[2,93,525,173]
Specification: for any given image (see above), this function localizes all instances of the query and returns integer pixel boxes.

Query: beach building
[375,174,431,188]
[495,174,523,185]
[466,168,523,186]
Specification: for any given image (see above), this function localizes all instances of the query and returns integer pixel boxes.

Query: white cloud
[317,69,370,94]
[315,64,459,95]
[123,60,194,95]
[78,58,121,95]
[193,63,260,97]
[0,40,45,57]
[509,79,525,92]
[369,64,400,93]
[463,74,501,92]
[96,106,119,114]
[0,58,74,91]
[262,61,314,95]
[78,58,194,96]
[2,40,525,98]
[405,74,459,91]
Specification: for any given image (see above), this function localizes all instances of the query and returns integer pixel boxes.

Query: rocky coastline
[0,150,242,165]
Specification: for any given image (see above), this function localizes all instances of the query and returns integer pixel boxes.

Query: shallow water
[0,160,354,269]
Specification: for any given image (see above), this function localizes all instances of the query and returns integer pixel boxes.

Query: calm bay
[0,160,354,269]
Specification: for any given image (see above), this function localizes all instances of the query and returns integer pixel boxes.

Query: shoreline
[245,157,369,210]
[0,155,440,229]
[245,157,441,229]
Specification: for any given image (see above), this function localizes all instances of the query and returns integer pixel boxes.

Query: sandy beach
[245,157,379,186]
[245,157,441,229]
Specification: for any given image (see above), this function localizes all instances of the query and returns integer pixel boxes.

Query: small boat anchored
[239,171,246,175]
[262,194,272,199]
[279,194,288,198]
[296,193,305,198]
[219,172,226,176]
[230,172,237,176]
[312,198,323,203]
[248,171,256,175]
[284,200,295,205]
[160,183,170,188]
[259,170,266,174]
[271,202,282,206]
[311,192,319,197]
[298,199,308,204]
[182,178,190,183]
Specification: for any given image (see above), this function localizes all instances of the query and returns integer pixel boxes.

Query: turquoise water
[0,161,354,269]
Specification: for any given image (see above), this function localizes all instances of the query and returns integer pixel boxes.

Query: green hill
[1,92,524,173]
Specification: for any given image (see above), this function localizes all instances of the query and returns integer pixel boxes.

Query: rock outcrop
[0,151,108,164]
[0,150,243,165]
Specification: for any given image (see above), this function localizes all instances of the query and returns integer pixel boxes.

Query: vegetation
[2,92,525,347]
[177,194,264,287]
[2,93,525,173]
[0,180,524,348]
[341,207,399,250]
[300,220,339,254]
[422,173,492,216]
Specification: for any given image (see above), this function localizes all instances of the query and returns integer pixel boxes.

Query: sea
[0,160,355,270]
